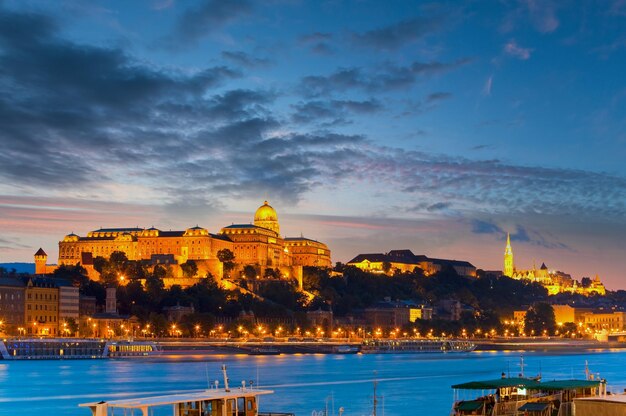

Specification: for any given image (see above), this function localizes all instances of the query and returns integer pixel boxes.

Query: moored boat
[451,372,606,415]
[361,338,476,354]
[79,365,294,416]
[0,338,161,359]
[106,340,161,357]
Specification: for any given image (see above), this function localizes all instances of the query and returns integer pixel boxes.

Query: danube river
[2,349,626,416]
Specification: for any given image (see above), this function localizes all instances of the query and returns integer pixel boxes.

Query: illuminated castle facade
[57,201,331,285]
[503,233,605,296]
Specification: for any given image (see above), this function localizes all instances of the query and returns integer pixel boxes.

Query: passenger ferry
[80,365,294,416]
[360,338,476,354]
[451,363,606,416]
[0,338,160,359]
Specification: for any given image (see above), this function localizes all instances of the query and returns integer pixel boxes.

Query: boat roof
[80,388,273,409]
[536,380,601,390]
[452,378,600,391]
[452,377,541,390]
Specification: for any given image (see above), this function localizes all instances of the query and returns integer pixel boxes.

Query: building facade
[502,234,606,296]
[347,249,477,277]
[0,277,25,334]
[56,201,331,284]
[24,277,59,336]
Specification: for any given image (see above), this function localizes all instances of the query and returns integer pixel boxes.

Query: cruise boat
[106,340,161,358]
[0,338,160,359]
[451,368,606,415]
[360,338,476,354]
[80,366,294,416]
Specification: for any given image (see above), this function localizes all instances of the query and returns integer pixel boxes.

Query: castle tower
[503,233,514,277]
[254,201,280,235]
[34,248,48,275]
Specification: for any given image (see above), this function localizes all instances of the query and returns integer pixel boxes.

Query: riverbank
[3,337,625,359]
[474,338,626,352]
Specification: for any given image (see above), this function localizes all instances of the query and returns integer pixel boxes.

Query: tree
[524,303,556,336]
[53,264,89,287]
[264,268,280,279]
[217,249,236,277]
[581,277,592,288]
[65,318,79,336]
[382,261,392,274]
[242,265,257,280]
[181,260,198,278]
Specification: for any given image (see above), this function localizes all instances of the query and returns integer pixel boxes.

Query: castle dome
[254,201,278,222]
[253,201,280,234]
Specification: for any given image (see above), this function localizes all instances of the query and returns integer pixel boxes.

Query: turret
[34,248,48,275]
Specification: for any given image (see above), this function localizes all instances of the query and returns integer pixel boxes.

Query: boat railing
[556,402,573,416]
[258,413,295,416]
[490,393,562,416]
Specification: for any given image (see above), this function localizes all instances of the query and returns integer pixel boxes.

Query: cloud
[300,59,471,96]
[400,92,452,117]
[483,75,493,95]
[520,0,559,33]
[221,51,271,68]
[504,40,532,60]
[298,32,335,54]
[469,221,571,250]
[471,219,503,234]
[299,32,333,43]
[171,0,252,44]
[0,5,624,232]
[351,16,445,50]
[291,99,383,125]
[152,0,174,10]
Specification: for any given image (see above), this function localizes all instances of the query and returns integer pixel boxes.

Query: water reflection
[2,350,626,415]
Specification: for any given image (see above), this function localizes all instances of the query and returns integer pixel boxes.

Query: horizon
[0,1,625,289]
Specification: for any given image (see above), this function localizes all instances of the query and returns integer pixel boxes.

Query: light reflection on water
[2,350,626,415]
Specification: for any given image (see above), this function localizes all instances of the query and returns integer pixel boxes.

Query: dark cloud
[291,99,382,125]
[426,92,452,103]
[299,32,333,43]
[351,16,445,50]
[221,51,271,68]
[300,59,470,96]
[400,91,453,116]
[511,225,530,242]
[299,32,334,54]
[405,202,453,213]
[172,0,252,44]
[471,219,503,234]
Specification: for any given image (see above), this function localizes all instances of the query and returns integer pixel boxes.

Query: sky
[0,0,625,287]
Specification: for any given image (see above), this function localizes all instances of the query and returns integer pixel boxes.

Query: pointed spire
[504,233,513,255]
[503,232,514,277]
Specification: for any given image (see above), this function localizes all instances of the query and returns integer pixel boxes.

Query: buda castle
[503,233,605,296]
[55,201,331,286]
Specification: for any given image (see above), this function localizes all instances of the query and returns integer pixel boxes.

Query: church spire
[504,233,514,277]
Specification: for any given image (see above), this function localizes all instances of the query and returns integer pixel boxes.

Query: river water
[2,349,626,416]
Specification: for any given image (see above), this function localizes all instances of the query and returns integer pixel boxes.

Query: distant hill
[0,263,34,273]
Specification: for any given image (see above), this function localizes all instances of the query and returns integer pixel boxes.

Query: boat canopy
[452,377,541,390]
[80,388,273,409]
[535,380,601,391]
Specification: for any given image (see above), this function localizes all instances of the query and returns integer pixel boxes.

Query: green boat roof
[536,380,601,390]
[455,400,484,411]
[452,377,541,390]
[518,402,550,412]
